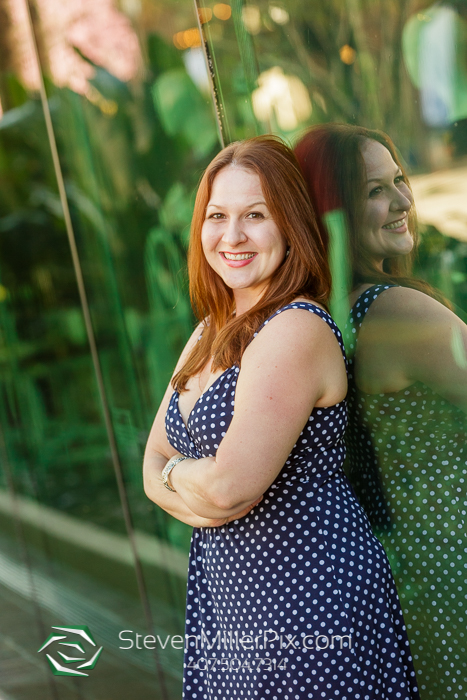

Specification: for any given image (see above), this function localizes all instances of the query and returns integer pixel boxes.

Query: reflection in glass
[296,123,467,698]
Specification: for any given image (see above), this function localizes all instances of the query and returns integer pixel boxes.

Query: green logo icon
[38,626,103,676]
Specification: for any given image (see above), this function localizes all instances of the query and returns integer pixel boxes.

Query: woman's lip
[220,252,257,267]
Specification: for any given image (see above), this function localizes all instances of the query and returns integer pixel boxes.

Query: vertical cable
[22,1,168,695]
[193,0,230,146]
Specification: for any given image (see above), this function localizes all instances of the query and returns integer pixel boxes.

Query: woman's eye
[394,175,405,185]
[209,212,224,219]
[247,211,264,219]
[369,186,382,197]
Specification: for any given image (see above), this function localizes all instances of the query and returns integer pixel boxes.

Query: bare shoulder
[355,284,467,399]
[239,301,346,407]
[365,286,456,324]
[241,302,344,374]
[248,303,338,353]
[291,296,327,312]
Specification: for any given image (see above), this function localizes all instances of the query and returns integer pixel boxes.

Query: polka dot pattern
[166,302,420,700]
[344,285,467,699]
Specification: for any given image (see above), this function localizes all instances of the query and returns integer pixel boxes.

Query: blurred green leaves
[152,69,218,156]
[159,182,194,244]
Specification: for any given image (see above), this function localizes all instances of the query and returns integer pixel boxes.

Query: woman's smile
[381,216,408,231]
[221,251,258,266]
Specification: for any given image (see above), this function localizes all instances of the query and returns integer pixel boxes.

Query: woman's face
[360,139,414,269]
[201,166,287,313]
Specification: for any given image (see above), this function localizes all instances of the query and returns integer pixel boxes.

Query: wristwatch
[162,456,187,492]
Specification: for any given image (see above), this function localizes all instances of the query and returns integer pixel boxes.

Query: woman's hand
[205,496,263,527]
[144,446,264,526]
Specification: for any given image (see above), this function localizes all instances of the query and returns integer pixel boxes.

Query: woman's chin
[372,237,414,262]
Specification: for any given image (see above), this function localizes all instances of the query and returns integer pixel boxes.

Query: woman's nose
[221,218,247,245]
[391,185,413,212]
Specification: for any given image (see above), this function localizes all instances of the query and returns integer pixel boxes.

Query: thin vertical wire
[22,1,168,695]
[193,0,230,146]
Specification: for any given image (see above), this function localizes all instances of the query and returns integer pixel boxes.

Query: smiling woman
[143,135,420,700]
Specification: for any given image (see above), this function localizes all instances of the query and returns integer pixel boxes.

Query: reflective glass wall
[0,0,465,698]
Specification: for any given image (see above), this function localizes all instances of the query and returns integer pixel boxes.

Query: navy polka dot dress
[344,285,467,699]
[166,302,420,700]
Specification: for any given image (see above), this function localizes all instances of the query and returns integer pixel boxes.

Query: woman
[295,124,467,699]
[143,135,419,699]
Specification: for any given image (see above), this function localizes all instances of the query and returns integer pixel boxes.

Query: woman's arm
[355,286,467,412]
[169,309,347,515]
[143,323,261,526]
[143,441,261,526]
[143,367,217,526]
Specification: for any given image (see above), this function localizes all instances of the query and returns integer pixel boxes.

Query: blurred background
[0,0,466,697]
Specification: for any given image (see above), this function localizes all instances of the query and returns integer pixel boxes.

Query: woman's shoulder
[288,296,327,312]
[363,285,454,325]
[356,284,466,365]
[247,298,342,358]
[240,298,347,404]
[268,296,331,320]
[258,298,335,332]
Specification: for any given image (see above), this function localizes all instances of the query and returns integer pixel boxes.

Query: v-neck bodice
[165,302,347,480]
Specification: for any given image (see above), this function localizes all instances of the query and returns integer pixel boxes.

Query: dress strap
[344,284,396,358]
[251,302,347,363]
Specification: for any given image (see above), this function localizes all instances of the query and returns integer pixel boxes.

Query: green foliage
[0,32,219,548]
[415,225,467,318]
[152,69,218,156]
[159,182,194,242]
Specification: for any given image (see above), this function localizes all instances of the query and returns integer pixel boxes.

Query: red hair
[294,123,417,284]
[173,135,331,392]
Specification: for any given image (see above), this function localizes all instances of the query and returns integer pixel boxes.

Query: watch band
[162,456,187,492]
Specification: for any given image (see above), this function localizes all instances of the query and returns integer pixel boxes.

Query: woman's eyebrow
[206,200,267,208]
[367,170,402,183]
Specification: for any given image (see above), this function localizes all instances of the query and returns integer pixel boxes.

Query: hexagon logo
[38,626,103,676]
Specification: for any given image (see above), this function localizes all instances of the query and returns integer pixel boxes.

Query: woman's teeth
[383,218,405,229]
[223,252,256,260]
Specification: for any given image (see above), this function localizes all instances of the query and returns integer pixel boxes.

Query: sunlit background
[0,0,466,697]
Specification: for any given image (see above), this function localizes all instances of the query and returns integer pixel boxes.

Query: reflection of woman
[144,136,419,699]
[296,124,467,698]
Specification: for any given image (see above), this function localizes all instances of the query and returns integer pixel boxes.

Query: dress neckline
[350,283,396,317]
[173,300,342,432]
[174,366,237,432]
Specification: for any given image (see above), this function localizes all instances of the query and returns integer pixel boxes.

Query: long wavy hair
[173,135,331,392]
